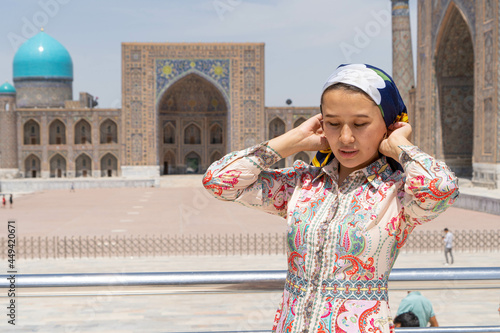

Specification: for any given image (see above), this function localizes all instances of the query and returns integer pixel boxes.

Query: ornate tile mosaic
[155,59,230,101]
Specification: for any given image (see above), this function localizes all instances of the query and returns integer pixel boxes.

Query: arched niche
[435,3,474,178]
[269,117,285,139]
[184,124,202,145]
[210,124,223,144]
[163,123,175,144]
[49,119,66,145]
[24,154,41,178]
[23,119,40,145]
[100,153,118,177]
[100,119,118,144]
[75,153,92,177]
[210,151,222,164]
[185,151,201,174]
[75,119,92,144]
[162,151,176,175]
[293,117,306,128]
[50,153,67,178]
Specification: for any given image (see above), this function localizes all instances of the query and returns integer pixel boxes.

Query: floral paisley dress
[203,142,459,333]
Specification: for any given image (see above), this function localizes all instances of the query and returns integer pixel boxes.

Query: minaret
[391,0,415,105]
[0,82,18,178]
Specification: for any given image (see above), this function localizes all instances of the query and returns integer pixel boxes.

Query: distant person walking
[70,182,75,192]
[9,194,13,208]
[443,227,454,265]
[1,195,5,208]
[397,291,439,327]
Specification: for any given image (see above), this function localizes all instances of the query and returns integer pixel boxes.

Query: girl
[203,64,459,333]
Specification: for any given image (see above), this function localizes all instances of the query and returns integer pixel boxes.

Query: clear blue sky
[0,0,417,108]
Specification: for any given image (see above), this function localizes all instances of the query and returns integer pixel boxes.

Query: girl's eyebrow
[324,114,372,118]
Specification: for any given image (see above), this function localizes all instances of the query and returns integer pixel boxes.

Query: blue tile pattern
[155,59,230,100]
[392,0,409,16]
[285,272,388,301]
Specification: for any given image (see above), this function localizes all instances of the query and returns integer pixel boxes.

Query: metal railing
[1,230,499,259]
[1,267,499,291]
[177,330,500,333]
[396,328,500,333]
[1,267,499,332]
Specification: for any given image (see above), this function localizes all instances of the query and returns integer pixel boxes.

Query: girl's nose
[339,125,355,144]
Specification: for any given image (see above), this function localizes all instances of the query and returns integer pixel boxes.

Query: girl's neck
[338,165,351,185]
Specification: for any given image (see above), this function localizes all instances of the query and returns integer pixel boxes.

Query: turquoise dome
[0,82,16,94]
[13,31,73,79]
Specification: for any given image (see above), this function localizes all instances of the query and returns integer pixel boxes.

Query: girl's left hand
[378,122,412,160]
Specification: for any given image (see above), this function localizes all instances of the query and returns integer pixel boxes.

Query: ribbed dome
[0,82,16,94]
[13,31,73,79]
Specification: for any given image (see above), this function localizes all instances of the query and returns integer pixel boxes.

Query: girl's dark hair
[320,83,374,106]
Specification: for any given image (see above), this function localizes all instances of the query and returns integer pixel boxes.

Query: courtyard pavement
[0,175,497,332]
[0,176,498,238]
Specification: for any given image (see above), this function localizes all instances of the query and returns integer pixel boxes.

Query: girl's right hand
[294,114,330,152]
[268,114,330,158]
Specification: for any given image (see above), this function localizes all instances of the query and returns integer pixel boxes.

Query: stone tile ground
[0,177,498,332]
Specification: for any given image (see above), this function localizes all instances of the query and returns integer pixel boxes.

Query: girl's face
[321,89,387,175]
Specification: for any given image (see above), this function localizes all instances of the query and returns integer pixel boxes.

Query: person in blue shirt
[396,291,439,327]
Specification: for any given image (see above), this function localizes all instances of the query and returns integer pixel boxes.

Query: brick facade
[121,43,266,175]
[0,94,18,172]
[412,0,500,188]
[3,2,498,186]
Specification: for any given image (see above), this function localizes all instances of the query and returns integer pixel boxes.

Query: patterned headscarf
[312,64,408,171]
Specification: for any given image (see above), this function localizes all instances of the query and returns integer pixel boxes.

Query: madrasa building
[0,0,499,189]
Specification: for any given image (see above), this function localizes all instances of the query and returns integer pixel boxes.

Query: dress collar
[317,155,393,188]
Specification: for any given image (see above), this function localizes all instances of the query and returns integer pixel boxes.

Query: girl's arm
[379,122,459,223]
[203,114,328,218]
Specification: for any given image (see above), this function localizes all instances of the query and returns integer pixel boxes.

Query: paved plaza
[0,176,498,332]
[0,176,499,238]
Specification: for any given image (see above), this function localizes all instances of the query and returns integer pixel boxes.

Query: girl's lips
[338,149,359,158]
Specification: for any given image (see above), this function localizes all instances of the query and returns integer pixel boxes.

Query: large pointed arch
[155,70,230,112]
[157,72,228,174]
[435,2,474,178]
